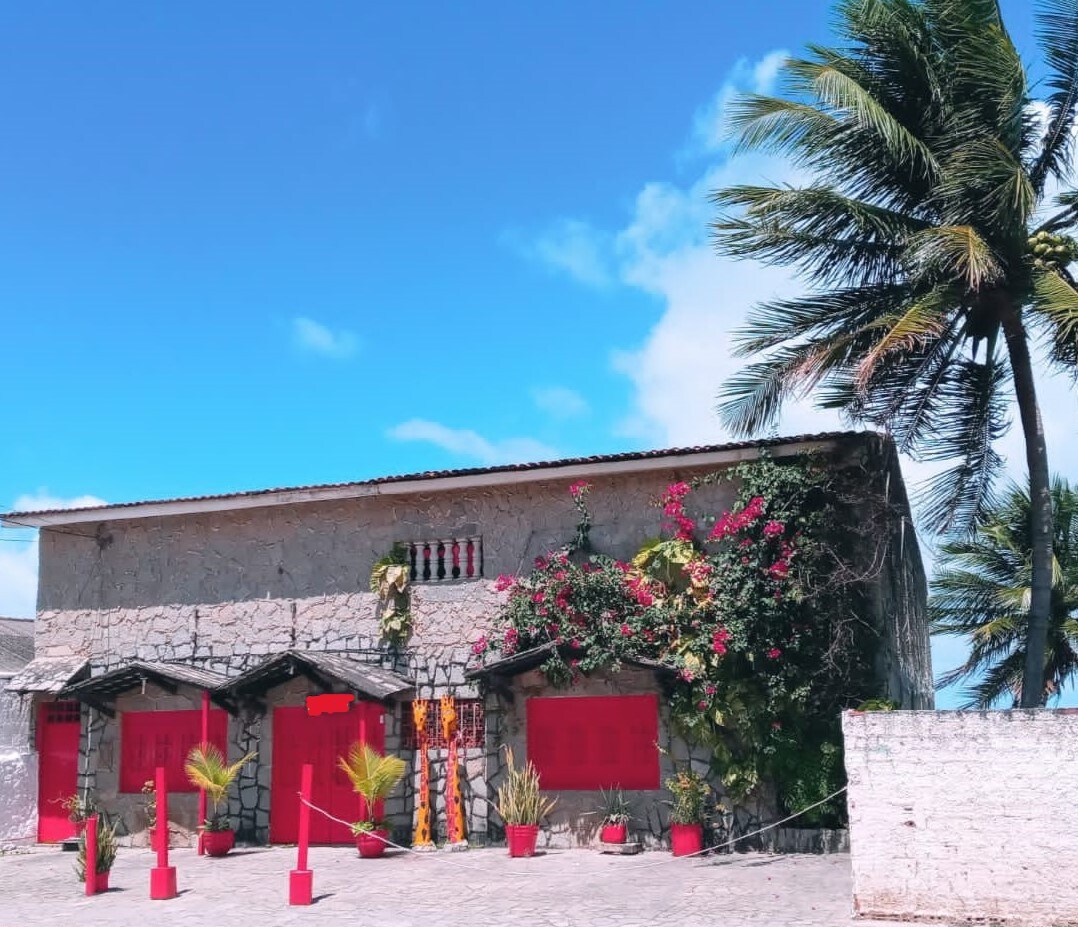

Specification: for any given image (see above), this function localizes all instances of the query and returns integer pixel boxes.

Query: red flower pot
[355,829,388,859]
[506,824,540,858]
[202,829,235,857]
[94,870,110,893]
[600,823,627,844]
[670,822,703,857]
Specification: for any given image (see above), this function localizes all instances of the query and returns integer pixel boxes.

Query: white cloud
[388,419,558,466]
[531,386,589,419]
[0,537,38,619]
[292,317,359,359]
[512,219,614,289]
[685,49,789,157]
[0,491,107,619]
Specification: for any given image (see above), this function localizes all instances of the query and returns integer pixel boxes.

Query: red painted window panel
[120,709,228,793]
[526,694,659,790]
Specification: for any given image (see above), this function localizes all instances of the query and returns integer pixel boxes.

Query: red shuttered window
[120,709,229,793]
[526,694,660,790]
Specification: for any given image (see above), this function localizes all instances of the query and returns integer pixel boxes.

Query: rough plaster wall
[0,682,36,845]
[843,710,1078,924]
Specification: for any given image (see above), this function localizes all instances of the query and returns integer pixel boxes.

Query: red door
[37,701,81,843]
[269,700,385,844]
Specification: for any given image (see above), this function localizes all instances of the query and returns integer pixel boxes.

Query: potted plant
[60,793,95,836]
[598,786,631,844]
[338,741,407,859]
[184,742,256,857]
[665,767,711,857]
[75,816,117,892]
[494,747,557,858]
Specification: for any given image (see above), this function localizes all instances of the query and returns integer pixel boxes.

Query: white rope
[295,784,848,872]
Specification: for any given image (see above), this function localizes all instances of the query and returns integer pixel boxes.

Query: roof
[63,660,229,700]
[465,641,676,681]
[222,650,413,701]
[0,431,885,528]
[0,618,33,677]
[6,657,89,694]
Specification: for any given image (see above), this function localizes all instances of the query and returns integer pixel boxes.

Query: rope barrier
[295,784,848,873]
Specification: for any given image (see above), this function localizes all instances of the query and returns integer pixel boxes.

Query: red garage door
[37,701,81,843]
[269,701,385,844]
[527,694,659,790]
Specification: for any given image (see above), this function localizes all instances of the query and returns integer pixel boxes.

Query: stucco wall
[843,709,1078,924]
[0,682,36,846]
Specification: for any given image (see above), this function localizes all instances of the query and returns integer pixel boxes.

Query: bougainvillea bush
[473,458,882,826]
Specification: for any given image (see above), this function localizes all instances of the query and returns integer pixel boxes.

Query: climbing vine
[370,543,412,645]
[473,457,886,825]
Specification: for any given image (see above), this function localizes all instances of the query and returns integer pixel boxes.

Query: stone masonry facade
[23,435,931,847]
[843,709,1078,925]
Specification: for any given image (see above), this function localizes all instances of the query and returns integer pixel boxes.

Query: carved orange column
[440,695,467,846]
[412,700,434,849]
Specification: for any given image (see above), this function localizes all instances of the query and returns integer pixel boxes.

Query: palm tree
[931,477,1078,707]
[184,743,256,830]
[712,0,1078,706]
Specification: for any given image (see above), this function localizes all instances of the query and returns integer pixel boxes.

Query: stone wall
[0,683,35,846]
[843,709,1078,924]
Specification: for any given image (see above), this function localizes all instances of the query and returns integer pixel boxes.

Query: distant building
[2,432,931,847]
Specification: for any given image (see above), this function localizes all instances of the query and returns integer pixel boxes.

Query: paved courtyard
[0,846,940,927]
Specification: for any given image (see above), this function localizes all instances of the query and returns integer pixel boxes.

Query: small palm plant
[337,742,407,833]
[184,743,256,831]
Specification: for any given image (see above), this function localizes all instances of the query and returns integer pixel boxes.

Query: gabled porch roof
[219,650,413,703]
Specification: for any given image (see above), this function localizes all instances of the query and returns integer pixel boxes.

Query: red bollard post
[288,763,314,905]
[84,813,98,896]
[150,766,178,900]
[197,690,209,856]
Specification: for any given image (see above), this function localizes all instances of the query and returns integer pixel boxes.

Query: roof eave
[1,434,872,529]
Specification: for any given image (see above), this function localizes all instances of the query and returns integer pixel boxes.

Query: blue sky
[0,1,1070,707]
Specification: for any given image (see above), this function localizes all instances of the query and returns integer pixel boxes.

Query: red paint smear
[306,693,355,716]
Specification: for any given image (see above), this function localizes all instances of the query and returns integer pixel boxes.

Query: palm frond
[905,226,1004,289]
[1030,266,1078,371]
[1030,0,1078,193]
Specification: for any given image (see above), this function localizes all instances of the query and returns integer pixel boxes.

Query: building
[1,432,932,848]
[0,617,35,845]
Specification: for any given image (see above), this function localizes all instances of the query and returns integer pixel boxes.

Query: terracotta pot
[506,824,540,858]
[355,829,388,859]
[670,822,703,857]
[94,870,110,892]
[600,823,627,844]
[202,829,235,857]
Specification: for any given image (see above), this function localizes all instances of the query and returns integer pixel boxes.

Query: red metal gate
[269,700,385,844]
[37,701,81,843]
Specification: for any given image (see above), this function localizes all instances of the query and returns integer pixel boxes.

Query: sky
[0,0,1071,708]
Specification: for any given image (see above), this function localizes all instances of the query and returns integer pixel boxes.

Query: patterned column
[440,695,467,847]
[411,700,434,849]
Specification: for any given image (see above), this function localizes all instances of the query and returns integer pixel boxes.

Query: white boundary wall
[0,681,36,846]
[843,709,1078,924]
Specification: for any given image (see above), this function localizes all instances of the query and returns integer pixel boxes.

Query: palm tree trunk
[1001,305,1054,708]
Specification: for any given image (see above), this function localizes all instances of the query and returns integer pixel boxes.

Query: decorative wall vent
[406,536,483,583]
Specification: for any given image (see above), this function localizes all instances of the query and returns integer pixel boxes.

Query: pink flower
[471,636,488,655]
[768,560,790,579]
[494,574,516,592]
[712,627,731,655]
[620,624,633,637]
[763,520,784,538]
[532,591,546,604]
[705,685,716,695]
[534,555,548,570]
[569,480,592,498]
[767,648,782,659]
[697,700,708,711]
[771,721,783,731]
[665,481,691,500]
[571,659,580,667]
[679,668,695,682]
